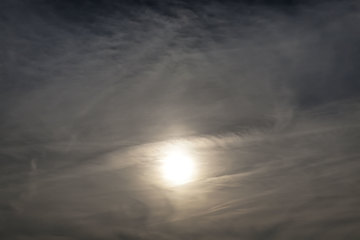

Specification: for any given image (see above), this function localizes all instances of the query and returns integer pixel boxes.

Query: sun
[160,144,195,185]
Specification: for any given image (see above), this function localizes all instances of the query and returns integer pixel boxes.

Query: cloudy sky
[1,0,360,239]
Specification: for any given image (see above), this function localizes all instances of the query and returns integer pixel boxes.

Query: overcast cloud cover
[1,0,360,239]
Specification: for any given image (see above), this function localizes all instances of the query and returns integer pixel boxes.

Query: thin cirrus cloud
[0,0,360,239]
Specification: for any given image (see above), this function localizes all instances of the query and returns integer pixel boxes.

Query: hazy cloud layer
[1,0,360,239]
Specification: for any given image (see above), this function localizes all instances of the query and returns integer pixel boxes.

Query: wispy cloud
[1,1,360,239]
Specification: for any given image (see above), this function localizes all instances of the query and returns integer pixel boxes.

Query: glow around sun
[160,144,195,186]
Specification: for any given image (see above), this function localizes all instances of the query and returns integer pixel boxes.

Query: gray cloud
[1,0,360,239]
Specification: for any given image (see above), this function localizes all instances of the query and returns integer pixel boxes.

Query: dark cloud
[0,0,360,239]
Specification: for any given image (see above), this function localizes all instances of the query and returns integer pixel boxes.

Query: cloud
[1,0,360,239]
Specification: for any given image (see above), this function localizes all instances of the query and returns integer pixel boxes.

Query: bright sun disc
[161,145,195,185]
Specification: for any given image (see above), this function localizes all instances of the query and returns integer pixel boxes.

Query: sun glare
[160,144,195,186]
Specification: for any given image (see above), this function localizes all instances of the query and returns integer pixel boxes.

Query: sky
[1,0,360,239]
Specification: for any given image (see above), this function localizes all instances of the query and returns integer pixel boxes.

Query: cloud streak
[1,0,360,239]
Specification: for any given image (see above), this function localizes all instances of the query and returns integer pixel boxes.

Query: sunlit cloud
[1,0,360,239]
